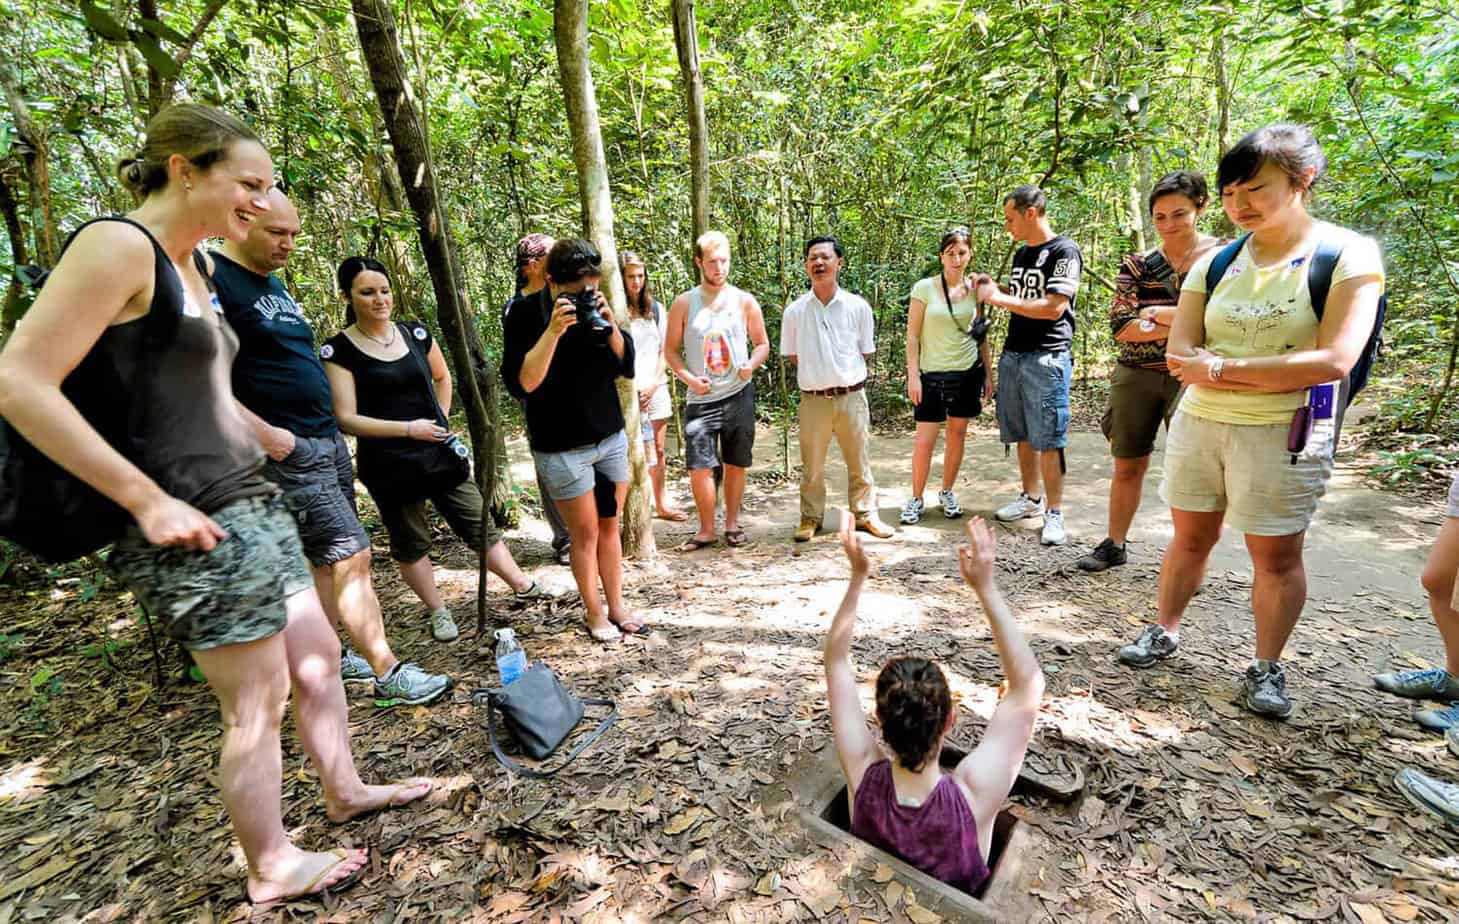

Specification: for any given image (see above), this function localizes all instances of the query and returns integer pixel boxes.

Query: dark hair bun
[875,656,952,772]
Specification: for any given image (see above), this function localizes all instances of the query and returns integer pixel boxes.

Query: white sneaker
[938,489,962,519]
[1040,509,1067,546]
[429,606,459,642]
[995,492,1046,522]
[899,497,924,525]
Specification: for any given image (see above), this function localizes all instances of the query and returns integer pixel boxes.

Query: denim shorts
[684,383,755,470]
[533,430,630,501]
[262,431,370,567]
[996,350,1071,451]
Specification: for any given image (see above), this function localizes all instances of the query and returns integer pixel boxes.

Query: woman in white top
[1117,123,1385,720]
[621,251,685,521]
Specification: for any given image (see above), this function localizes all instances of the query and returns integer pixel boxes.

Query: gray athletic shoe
[900,497,925,525]
[1449,726,1459,760]
[1243,661,1293,719]
[1394,767,1459,826]
[1374,668,1459,701]
[1077,538,1128,573]
[937,489,963,519]
[995,492,1045,522]
[340,648,375,684]
[429,607,459,643]
[513,580,556,603]
[1416,706,1459,732]
[1118,624,1178,667]
[374,661,452,707]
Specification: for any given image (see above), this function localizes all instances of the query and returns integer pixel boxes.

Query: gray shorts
[263,432,370,568]
[533,430,630,501]
[996,350,1071,451]
[685,383,755,470]
[108,495,313,651]
[1448,473,1459,518]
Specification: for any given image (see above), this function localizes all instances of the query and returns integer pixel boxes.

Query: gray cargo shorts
[263,431,371,568]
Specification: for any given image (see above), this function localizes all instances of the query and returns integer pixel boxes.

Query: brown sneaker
[855,515,894,539]
[793,518,819,542]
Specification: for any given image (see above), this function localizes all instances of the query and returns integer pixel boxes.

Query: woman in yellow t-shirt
[901,227,994,525]
[1115,123,1384,720]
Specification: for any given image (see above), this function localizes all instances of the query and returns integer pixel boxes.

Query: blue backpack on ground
[1204,232,1386,410]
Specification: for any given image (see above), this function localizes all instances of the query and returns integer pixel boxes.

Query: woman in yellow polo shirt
[1115,123,1384,720]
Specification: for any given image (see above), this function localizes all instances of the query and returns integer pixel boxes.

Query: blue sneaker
[373,661,451,707]
[1394,767,1459,826]
[1374,668,1459,701]
[1449,727,1459,759]
[1413,705,1459,732]
[340,648,375,685]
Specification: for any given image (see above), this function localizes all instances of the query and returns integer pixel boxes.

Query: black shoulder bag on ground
[0,217,187,562]
[397,322,472,496]
[942,273,990,343]
[472,662,617,778]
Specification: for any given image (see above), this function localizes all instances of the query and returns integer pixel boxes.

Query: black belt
[801,381,865,398]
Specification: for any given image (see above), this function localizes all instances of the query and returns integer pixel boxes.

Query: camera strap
[941,272,984,339]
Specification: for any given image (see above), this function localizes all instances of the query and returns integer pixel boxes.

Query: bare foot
[326,779,432,824]
[656,507,687,522]
[247,846,368,906]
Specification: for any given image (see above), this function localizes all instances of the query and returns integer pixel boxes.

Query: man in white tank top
[664,231,770,550]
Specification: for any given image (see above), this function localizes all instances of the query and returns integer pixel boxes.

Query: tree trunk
[137,0,231,118]
[554,0,656,560]
[0,60,57,268]
[671,0,711,239]
[0,169,29,334]
[351,0,509,629]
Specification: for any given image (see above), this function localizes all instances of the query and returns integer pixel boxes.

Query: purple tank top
[850,760,989,894]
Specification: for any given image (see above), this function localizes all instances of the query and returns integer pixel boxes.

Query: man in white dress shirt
[781,236,893,542]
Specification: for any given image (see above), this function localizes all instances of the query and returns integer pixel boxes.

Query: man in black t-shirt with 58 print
[975,185,1083,547]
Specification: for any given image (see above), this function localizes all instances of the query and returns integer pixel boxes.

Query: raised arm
[951,518,1044,846]
[825,509,881,792]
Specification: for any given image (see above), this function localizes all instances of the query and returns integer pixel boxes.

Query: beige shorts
[1160,410,1334,536]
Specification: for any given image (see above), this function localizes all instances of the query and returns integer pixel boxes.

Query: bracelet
[404,420,414,438]
[1210,356,1225,382]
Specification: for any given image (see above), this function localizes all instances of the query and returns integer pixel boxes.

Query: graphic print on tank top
[685,286,750,403]
[702,329,733,377]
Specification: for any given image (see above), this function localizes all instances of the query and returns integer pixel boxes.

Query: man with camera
[782,236,893,542]
[501,238,643,642]
[213,189,452,706]
[664,231,770,550]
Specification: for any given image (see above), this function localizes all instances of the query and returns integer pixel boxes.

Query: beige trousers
[798,389,876,523]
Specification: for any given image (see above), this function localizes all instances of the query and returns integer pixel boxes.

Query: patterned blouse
[1109,243,1227,372]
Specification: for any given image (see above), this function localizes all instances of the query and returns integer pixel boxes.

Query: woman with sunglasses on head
[323,257,551,644]
[621,250,686,521]
[901,227,994,525]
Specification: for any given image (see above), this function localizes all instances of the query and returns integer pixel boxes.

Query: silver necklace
[357,323,397,347]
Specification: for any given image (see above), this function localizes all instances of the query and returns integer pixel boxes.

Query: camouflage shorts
[109,494,314,652]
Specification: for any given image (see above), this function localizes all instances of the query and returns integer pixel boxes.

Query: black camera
[570,288,613,334]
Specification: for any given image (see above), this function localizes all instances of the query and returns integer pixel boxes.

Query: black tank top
[83,217,273,514]
[320,322,440,488]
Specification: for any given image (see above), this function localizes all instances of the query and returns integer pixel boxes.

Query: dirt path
[2,421,1457,922]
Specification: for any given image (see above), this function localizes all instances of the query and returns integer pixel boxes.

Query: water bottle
[495,628,528,686]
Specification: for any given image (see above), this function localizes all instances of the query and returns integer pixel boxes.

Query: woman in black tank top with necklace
[0,104,427,908]
[322,258,551,644]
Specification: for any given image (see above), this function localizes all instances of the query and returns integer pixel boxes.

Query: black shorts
[684,383,755,470]
[262,431,371,568]
[914,365,985,423]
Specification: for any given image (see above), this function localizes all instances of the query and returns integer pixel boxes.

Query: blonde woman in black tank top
[0,105,428,908]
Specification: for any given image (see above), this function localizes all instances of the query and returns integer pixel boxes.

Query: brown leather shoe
[855,515,894,539]
[793,518,819,542]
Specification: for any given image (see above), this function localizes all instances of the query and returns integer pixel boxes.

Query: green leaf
[138,17,189,47]
[80,0,129,41]
[130,30,181,80]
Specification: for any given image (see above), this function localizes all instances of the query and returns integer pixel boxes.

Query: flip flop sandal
[588,624,623,643]
[612,618,650,635]
[724,529,748,547]
[676,537,718,552]
[245,847,368,911]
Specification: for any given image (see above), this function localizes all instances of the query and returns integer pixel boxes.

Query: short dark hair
[875,656,952,773]
[1148,170,1209,214]
[1217,123,1327,196]
[1003,184,1047,214]
[803,235,844,260]
[546,238,602,284]
[337,256,392,327]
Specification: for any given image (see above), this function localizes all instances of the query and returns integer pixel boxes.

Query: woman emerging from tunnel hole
[823,511,1044,893]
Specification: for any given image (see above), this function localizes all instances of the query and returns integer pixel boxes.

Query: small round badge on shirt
[413,326,428,341]
[320,344,334,360]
